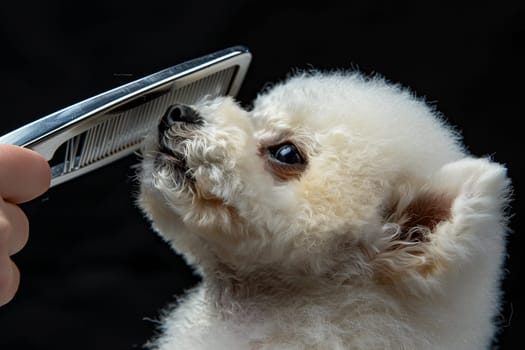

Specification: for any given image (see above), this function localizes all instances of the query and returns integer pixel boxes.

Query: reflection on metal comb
[0,46,251,187]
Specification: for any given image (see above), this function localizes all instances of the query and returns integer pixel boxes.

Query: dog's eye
[268,143,305,165]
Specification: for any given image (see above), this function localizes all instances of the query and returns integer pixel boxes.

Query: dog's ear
[375,185,453,282]
[371,158,510,292]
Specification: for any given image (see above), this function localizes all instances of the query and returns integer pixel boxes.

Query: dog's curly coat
[137,71,511,349]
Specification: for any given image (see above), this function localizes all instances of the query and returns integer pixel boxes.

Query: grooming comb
[0,46,251,187]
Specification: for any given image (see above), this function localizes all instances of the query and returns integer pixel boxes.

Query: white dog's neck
[214,263,320,296]
[200,253,368,314]
[203,270,330,324]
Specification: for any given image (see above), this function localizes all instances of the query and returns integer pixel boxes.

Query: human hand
[0,144,50,306]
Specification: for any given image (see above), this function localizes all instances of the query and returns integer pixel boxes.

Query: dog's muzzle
[158,104,203,138]
[157,103,203,155]
[155,104,203,173]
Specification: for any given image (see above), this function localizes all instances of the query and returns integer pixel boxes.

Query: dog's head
[138,72,467,289]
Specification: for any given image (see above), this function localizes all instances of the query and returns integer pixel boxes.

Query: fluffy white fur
[137,71,511,349]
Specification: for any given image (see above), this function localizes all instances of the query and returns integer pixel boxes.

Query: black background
[0,1,522,349]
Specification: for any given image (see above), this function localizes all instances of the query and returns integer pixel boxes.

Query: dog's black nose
[158,104,202,134]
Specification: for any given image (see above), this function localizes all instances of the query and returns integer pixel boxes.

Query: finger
[0,144,51,203]
[0,258,20,306]
[0,199,30,255]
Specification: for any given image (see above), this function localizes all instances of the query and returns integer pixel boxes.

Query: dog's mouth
[155,142,188,174]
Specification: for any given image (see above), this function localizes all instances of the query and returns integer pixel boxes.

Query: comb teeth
[50,66,236,184]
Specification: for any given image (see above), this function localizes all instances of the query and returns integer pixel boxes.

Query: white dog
[137,71,511,350]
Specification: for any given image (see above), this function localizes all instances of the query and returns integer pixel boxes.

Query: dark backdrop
[0,1,522,349]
